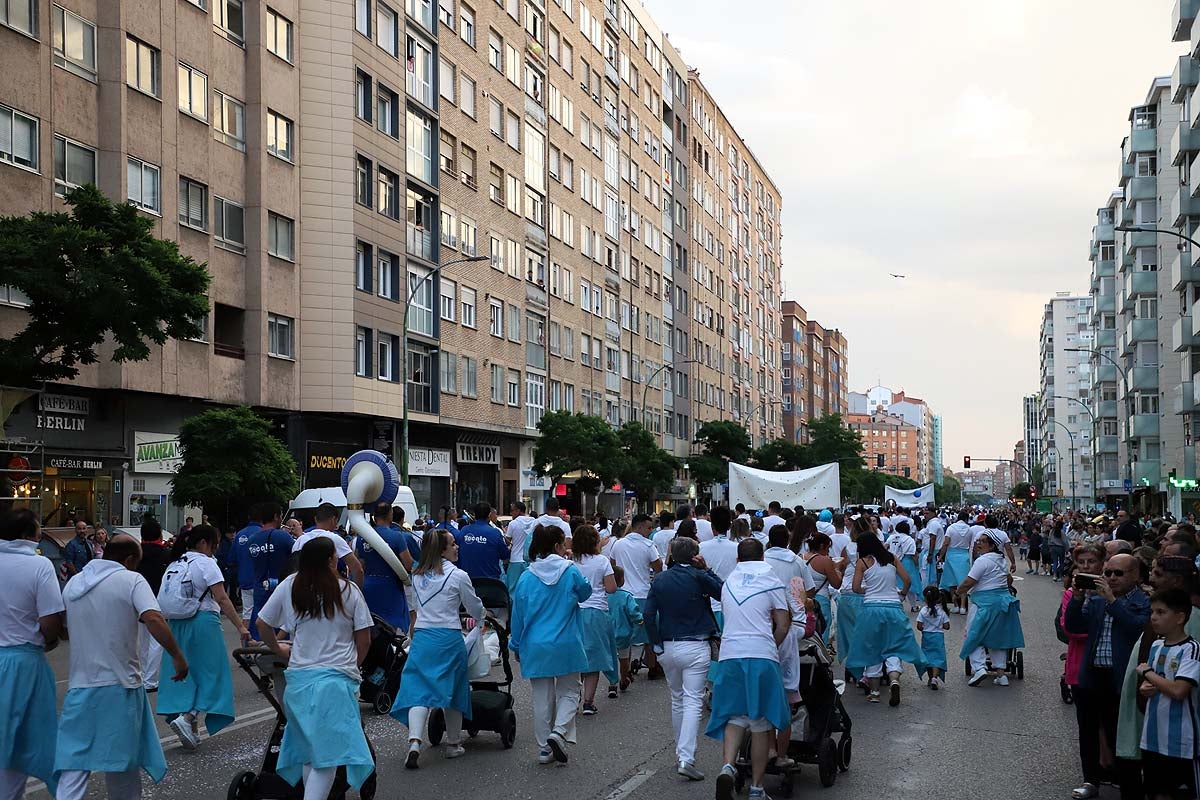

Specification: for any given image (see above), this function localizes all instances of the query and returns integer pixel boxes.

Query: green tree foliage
[532,411,622,495]
[750,439,808,472]
[171,406,299,520]
[688,420,752,490]
[617,422,679,502]
[0,184,210,388]
[805,414,864,469]
[1010,481,1032,500]
[936,474,962,505]
[1031,465,1045,494]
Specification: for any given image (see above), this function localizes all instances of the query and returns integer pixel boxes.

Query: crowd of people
[6,496,1200,800]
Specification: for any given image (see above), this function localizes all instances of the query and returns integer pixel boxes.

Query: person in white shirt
[939,511,975,615]
[760,502,786,539]
[572,526,617,716]
[257,536,375,800]
[886,521,923,612]
[958,530,1023,687]
[700,510,742,625]
[652,509,679,561]
[846,533,922,706]
[694,506,714,542]
[505,501,537,592]
[815,509,836,537]
[611,514,664,678]
[921,509,946,589]
[533,499,573,548]
[55,536,189,800]
[292,503,365,586]
[709,539,791,800]
[0,509,65,800]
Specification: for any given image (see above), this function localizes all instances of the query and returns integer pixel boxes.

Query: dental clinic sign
[134,432,184,474]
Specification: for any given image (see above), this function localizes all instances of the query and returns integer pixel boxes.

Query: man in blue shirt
[455,502,511,581]
[62,518,92,577]
[247,503,290,639]
[228,506,265,620]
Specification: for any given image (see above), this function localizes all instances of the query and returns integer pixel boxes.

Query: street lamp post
[1065,347,1133,500]
[640,359,701,424]
[1048,419,1077,511]
[400,254,489,484]
[1048,393,1097,507]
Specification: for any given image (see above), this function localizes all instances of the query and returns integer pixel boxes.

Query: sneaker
[581,703,598,716]
[993,675,1010,687]
[444,743,466,759]
[1071,783,1099,800]
[927,678,936,690]
[170,715,199,751]
[888,681,900,707]
[547,732,569,763]
[619,676,632,693]
[405,741,421,770]
[867,691,881,703]
[968,669,989,687]
[933,676,943,690]
[716,764,737,800]
[773,757,795,769]
[677,762,705,781]
[608,686,618,699]
[537,747,555,765]
[959,607,968,615]
[748,786,771,800]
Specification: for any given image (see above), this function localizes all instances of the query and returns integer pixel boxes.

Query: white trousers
[969,647,1007,673]
[659,641,710,767]
[56,769,142,800]
[864,657,902,678]
[301,765,336,800]
[240,588,254,621]
[406,706,463,744]
[0,769,30,800]
[138,624,163,688]
[529,674,580,748]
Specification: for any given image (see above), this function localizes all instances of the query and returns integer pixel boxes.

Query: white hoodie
[63,559,159,689]
[719,561,789,662]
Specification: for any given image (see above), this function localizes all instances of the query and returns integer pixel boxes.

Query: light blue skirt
[900,556,924,596]
[579,607,617,674]
[959,589,1025,658]
[915,631,948,678]
[814,594,832,644]
[0,644,57,792]
[278,669,373,790]
[706,658,790,739]
[157,611,235,734]
[392,627,472,726]
[56,685,166,782]
[939,549,972,589]
[505,561,528,595]
[925,557,940,588]
[845,603,923,670]
[835,593,863,669]
[630,598,650,646]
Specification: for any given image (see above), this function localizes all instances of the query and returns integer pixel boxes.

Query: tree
[171,406,299,526]
[688,420,752,491]
[532,411,622,498]
[936,474,962,505]
[1031,465,1045,493]
[805,414,864,469]
[0,184,210,389]
[1010,482,1033,500]
[750,439,808,472]
[616,422,678,504]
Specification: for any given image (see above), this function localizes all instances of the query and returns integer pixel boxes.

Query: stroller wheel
[428,709,445,745]
[837,735,852,771]
[734,771,747,795]
[500,709,517,749]
[1015,651,1025,680]
[227,771,256,800]
[1060,677,1074,704]
[778,775,794,798]
[817,738,838,787]
[372,692,393,715]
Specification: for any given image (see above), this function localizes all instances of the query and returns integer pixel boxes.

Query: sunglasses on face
[1103,569,1125,577]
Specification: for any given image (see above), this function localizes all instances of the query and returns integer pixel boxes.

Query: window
[488,97,503,137]
[53,135,95,196]
[489,163,503,203]
[377,250,399,300]
[377,84,399,137]
[463,356,477,397]
[406,34,433,106]
[378,166,399,218]
[439,129,456,173]
[178,177,208,230]
[526,373,544,428]
[267,314,294,358]
[490,363,504,403]
[0,285,31,307]
[0,105,38,170]
[356,327,373,377]
[440,352,458,393]
[459,3,474,45]
[460,145,476,187]
[265,8,293,61]
[213,197,245,252]
[0,0,35,36]
[377,333,396,381]
[356,155,373,206]
[267,212,294,260]
[267,110,293,161]
[356,241,373,292]
[407,264,434,334]
[507,369,520,406]
[376,2,397,55]
[356,70,373,122]
[356,0,371,35]
[489,31,503,71]
[126,157,161,213]
[213,91,245,150]
[507,303,520,341]
[461,286,476,327]
[438,0,452,26]
[459,73,475,117]
[406,109,433,183]
[505,110,520,149]
[489,298,503,336]
[125,36,160,97]
[439,58,456,104]
[177,63,208,120]
[439,277,457,321]
[215,0,244,42]
[460,215,476,254]
[52,6,96,80]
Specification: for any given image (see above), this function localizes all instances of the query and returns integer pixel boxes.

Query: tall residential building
[1086,192,1123,501]
[849,385,936,484]
[1022,394,1042,478]
[1012,440,1026,489]
[0,0,784,526]
[1038,293,1094,507]
[931,414,944,485]
[780,300,849,444]
[847,410,919,481]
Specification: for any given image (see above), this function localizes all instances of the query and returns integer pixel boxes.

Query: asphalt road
[33,571,1095,800]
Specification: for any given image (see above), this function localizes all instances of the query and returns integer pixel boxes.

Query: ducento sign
[456,443,499,465]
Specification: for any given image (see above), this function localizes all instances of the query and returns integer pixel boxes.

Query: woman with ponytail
[257,536,375,800]
[846,532,921,706]
[156,525,247,750]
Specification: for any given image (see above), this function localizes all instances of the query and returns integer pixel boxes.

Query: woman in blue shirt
[511,524,591,765]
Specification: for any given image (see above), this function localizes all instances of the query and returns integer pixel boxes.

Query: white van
[287,486,419,529]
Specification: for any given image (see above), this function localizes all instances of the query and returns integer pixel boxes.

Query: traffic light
[1030,485,1038,499]
[964,456,971,469]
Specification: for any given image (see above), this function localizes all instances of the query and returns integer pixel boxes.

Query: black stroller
[228,647,377,800]
[358,613,409,714]
[428,577,517,748]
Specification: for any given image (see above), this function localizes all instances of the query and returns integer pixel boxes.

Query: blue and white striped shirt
[1141,636,1200,759]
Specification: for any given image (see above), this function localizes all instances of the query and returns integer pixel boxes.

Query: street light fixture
[1065,347,1133,498]
[1115,225,1200,250]
[1047,418,1077,511]
[400,254,489,484]
[1047,393,1097,506]
[640,359,701,423]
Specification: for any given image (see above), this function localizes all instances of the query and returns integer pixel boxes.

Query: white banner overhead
[884,483,936,507]
[727,462,841,511]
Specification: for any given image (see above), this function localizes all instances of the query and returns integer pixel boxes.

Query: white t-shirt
[175,552,226,614]
[611,533,659,599]
[651,528,676,561]
[699,537,740,612]
[64,563,159,688]
[293,529,353,560]
[967,525,987,549]
[924,518,946,555]
[945,521,973,549]
[533,514,573,542]
[506,515,537,563]
[861,562,901,604]
[0,542,65,648]
[840,559,860,595]
[761,515,787,536]
[917,606,950,633]
[575,554,615,610]
[967,552,1010,592]
[719,562,789,662]
[828,531,852,561]
[695,518,714,542]
[885,533,916,561]
[257,574,372,679]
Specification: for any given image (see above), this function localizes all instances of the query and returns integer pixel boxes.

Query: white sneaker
[993,675,1010,687]
[170,715,199,750]
[546,732,568,763]
[537,747,555,765]
[958,607,968,615]
[968,669,989,687]
[444,742,466,759]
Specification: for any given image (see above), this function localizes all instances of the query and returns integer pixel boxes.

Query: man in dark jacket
[454,503,511,581]
[1112,509,1142,546]
[1063,552,1148,800]
[135,518,174,690]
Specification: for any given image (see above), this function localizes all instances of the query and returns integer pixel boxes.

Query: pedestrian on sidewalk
[644,536,723,781]
[847,533,921,706]
[0,509,65,800]
[256,536,375,800]
[511,524,592,765]
[55,535,189,800]
[959,530,1024,688]
[391,528,484,769]
[136,518,173,691]
[572,526,617,716]
[156,525,248,751]
[709,538,791,800]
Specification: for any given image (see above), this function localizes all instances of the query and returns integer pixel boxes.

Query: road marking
[604,769,657,800]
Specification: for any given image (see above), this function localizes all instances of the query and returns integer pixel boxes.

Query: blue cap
[818,509,833,522]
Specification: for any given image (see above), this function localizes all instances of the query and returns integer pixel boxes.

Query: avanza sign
[133,432,184,474]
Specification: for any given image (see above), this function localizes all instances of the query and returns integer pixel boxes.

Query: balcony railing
[407,225,434,261]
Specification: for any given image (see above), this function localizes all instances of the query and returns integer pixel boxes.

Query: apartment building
[1038,294,1094,507]
[931,414,943,485]
[847,410,918,481]
[780,299,849,444]
[1022,394,1042,479]
[0,0,785,523]
[1012,440,1026,490]
[850,385,937,484]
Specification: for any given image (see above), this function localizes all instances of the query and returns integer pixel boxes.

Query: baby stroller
[359,613,409,715]
[733,636,852,795]
[228,647,377,800]
[428,577,517,748]
[961,648,1025,680]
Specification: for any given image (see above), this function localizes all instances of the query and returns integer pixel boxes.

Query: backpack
[158,554,212,620]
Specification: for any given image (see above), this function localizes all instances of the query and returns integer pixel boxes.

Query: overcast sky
[650,0,1182,470]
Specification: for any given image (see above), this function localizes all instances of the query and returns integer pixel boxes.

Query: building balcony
[1130,126,1157,154]
[1175,53,1199,103]
[1175,381,1198,414]
[1174,0,1199,42]
[1131,365,1159,392]
[1120,159,1135,186]
[1134,460,1162,488]
[1175,314,1200,351]
[1098,399,1119,419]
[1171,244,1200,289]
[1120,199,1136,227]
[1094,221,1116,243]
[1123,317,1158,352]
[1172,189,1200,226]
[1098,434,1120,454]
[1094,293,1116,314]
[1093,257,1116,279]
[1095,329,1118,349]
[1132,413,1161,438]
[1125,270,1159,303]
[1173,120,1200,166]
[1126,175,1156,203]
[1123,228,1157,257]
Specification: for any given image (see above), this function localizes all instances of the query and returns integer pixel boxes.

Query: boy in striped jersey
[1136,588,1200,800]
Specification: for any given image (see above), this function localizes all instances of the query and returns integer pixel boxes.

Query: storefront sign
[40,394,90,415]
[48,457,103,470]
[456,443,499,465]
[521,469,550,491]
[133,432,183,474]
[305,441,362,488]
[410,447,452,477]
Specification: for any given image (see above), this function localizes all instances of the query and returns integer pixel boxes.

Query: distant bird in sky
[889,273,906,279]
